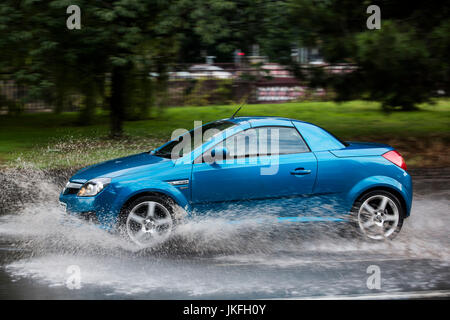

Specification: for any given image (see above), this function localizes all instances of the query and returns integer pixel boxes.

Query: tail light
[382,150,407,170]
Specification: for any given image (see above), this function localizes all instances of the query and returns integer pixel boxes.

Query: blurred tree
[166,0,237,62]
[258,0,296,65]
[0,0,178,136]
[2,0,446,118]
[171,0,295,63]
[289,0,450,110]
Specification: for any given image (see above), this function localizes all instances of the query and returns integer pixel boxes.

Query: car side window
[272,127,309,154]
[223,128,258,158]
[213,126,309,158]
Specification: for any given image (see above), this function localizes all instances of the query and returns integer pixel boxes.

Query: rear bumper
[403,172,413,217]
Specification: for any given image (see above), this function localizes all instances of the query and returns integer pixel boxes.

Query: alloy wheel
[357,195,400,240]
[126,201,173,246]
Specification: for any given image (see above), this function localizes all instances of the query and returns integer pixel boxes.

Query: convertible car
[59,116,412,246]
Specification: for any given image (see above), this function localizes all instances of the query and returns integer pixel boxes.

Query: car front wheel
[352,190,404,240]
[119,196,174,247]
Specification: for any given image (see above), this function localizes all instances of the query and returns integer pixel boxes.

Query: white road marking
[273,290,450,300]
[213,257,428,267]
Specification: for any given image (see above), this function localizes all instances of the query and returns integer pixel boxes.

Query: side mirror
[206,146,229,163]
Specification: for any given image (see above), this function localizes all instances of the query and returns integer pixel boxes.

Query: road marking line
[213,257,433,267]
[272,290,450,300]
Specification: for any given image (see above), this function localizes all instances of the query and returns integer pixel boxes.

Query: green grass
[1,99,449,168]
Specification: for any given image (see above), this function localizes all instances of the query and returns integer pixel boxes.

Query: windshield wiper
[154,152,173,159]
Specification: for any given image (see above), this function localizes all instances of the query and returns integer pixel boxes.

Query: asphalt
[0,168,448,299]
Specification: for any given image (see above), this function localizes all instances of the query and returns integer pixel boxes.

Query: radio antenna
[230,102,245,119]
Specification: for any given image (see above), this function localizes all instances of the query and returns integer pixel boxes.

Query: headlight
[77,178,111,197]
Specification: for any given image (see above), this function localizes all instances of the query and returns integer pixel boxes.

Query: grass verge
[0,99,449,169]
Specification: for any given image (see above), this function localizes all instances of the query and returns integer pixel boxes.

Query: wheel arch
[353,186,408,218]
[120,191,176,214]
[347,175,411,217]
[112,183,192,224]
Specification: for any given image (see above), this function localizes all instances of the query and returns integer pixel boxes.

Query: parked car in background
[187,65,233,79]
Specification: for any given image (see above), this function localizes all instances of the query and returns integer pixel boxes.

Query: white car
[188,65,233,79]
[168,71,193,79]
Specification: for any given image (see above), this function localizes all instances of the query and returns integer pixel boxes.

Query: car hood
[70,153,172,182]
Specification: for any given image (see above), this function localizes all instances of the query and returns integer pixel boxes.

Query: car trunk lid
[330,141,393,157]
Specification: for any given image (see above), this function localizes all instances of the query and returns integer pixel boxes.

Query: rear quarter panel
[313,151,413,216]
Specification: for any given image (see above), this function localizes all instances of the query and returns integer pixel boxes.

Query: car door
[191,125,317,217]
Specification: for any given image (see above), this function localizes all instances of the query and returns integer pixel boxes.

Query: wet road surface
[0,168,449,299]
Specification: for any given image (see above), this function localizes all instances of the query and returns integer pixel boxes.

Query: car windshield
[154,121,236,159]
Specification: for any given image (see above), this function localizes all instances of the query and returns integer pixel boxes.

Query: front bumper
[59,186,119,228]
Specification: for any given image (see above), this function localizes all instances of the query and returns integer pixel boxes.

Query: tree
[289,0,450,110]
[0,0,179,136]
[168,0,295,63]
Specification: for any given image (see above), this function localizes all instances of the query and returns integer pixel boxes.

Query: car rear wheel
[352,190,404,240]
[119,196,174,247]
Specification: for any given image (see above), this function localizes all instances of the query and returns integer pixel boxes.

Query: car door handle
[290,168,311,175]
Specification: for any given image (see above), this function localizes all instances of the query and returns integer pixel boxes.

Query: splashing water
[0,166,449,298]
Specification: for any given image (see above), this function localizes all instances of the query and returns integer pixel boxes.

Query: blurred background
[0,0,448,169]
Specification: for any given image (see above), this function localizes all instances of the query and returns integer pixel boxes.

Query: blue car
[59,116,412,246]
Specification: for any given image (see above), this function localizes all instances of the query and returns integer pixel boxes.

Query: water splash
[0,167,449,298]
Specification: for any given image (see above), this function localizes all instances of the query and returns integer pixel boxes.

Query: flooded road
[0,168,449,299]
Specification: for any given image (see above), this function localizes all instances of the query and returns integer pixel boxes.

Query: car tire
[118,195,175,247]
[351,190,404,241]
